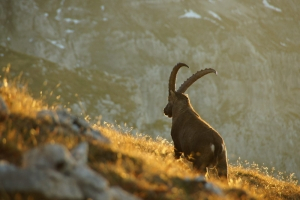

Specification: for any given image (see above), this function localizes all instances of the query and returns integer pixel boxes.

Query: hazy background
[0,0,299,179]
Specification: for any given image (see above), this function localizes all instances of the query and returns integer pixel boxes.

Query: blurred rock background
[0,0,299,179]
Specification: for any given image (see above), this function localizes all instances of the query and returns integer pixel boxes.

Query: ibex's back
[164,63,228,181]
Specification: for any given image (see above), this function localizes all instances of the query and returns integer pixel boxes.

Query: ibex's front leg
[171,134,182,159]
[174,147,182,159]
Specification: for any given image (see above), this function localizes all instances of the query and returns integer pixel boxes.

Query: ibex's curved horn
[177,68,217,93]
[169,63,189,93]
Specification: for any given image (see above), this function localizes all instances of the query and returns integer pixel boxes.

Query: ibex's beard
[163,104,172,118]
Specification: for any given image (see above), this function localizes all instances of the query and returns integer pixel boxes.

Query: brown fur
[164,64,228,181]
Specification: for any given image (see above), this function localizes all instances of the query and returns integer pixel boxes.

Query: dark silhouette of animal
[164,63,228,181]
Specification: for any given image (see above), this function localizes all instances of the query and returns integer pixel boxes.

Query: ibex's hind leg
[207,167,219,180]
[216,151,228,181]
[193,156,210,176]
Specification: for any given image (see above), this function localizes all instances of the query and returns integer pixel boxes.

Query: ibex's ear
[170,90,176,98]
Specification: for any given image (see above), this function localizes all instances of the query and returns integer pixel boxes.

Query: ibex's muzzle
[163,103,172,118]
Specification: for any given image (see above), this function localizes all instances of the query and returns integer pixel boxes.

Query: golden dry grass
[0,70,299,200]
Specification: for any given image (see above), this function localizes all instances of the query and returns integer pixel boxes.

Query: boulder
[36,108,110,143]
[71,164,111,200]
[0,161,83,200]
[18,142,140,200]
[22,143,76,174]
[110,186,142,200]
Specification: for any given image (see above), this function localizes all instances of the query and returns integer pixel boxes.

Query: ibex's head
[163,63,217,118]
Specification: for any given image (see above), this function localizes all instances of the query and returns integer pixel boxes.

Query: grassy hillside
[0,74,299,200]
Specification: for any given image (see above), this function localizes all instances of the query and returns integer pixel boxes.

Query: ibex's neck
[172,101,199,121]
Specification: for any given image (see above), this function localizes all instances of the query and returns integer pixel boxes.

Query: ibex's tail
[214,142,228,180]
[213,142,224,166]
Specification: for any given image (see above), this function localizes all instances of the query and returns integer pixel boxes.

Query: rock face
[0,142,141,200]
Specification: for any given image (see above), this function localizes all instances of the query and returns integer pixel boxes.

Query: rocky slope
[0,78,300,199]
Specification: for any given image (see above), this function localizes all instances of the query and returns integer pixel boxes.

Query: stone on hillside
[3,142,141,200]
[71,164,111,200]
[36,108,110,143]
[110,186,142,200]
[204,182,223,196]
[71,141,89,165]
[0,96,9,121]
[70,142,111,199]
[21,142,141,200]
[84,128,110,143]
[183,175,223,196]
[22,143,75,174]
[36,110,54,123]
[0,162,83,200]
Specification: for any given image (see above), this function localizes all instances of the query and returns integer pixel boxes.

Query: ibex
[164,63,228,181]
